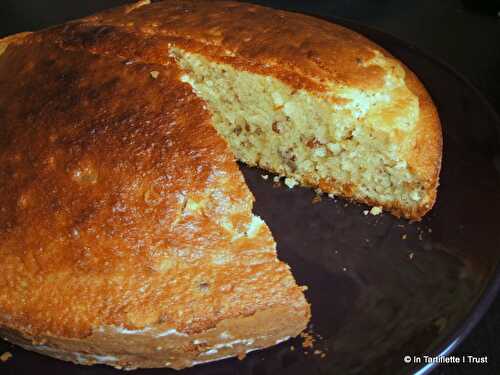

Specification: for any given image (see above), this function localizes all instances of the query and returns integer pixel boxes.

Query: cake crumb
[272,175,281,187]
[236,351,247,360]
[290,345,295,351]
[363,210,369,215]
[402,234,407,240]
[312,195,322,204]
[150,70,160,79]
[261,174,269,180]
[299,327,328,357]
[0,352,12,362]
[409,252,414,260]
[300,331,315,349]
[284,177,298,189]
[327,193,335,199]
[428,228,433,233]
[370,206,382,215]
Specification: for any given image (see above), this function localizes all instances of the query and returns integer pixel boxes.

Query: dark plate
[1,2,500,375]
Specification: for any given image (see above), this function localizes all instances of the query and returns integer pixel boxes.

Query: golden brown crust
[401,66,443,217]
[0,0,441,369]
[0,27,309,368]
[0,32,32,55]
[2,305,307,369]
[61,0,392,92]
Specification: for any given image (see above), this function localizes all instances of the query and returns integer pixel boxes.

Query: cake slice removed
[0,32,309,370]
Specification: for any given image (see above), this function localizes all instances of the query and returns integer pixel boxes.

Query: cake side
[171,48,438,219]
[0,31,309,369]
[400,65,442,217]
[2,305,306,369]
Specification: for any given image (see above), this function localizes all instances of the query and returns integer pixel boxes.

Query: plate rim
[310,13,500,375]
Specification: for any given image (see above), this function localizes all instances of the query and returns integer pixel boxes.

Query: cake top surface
[0,0,441,338]
[0,30,305,338]
[64,0,397,92]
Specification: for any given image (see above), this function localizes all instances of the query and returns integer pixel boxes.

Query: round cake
[0,0,441,370]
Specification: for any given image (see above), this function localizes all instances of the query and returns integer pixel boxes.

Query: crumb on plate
[0,352,12,362]
[312,195,322,204]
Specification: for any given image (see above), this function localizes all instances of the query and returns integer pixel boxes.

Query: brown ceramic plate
[1,3,499,375]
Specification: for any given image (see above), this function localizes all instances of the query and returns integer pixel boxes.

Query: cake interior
[171,47,430,213]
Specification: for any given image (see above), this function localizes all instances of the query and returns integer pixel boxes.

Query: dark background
[0,1,498,374]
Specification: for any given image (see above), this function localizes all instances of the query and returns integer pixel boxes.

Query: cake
[0,0,442,370]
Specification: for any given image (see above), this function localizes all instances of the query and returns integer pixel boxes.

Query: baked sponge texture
[82,0,442,219]
[173,48,441,219]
